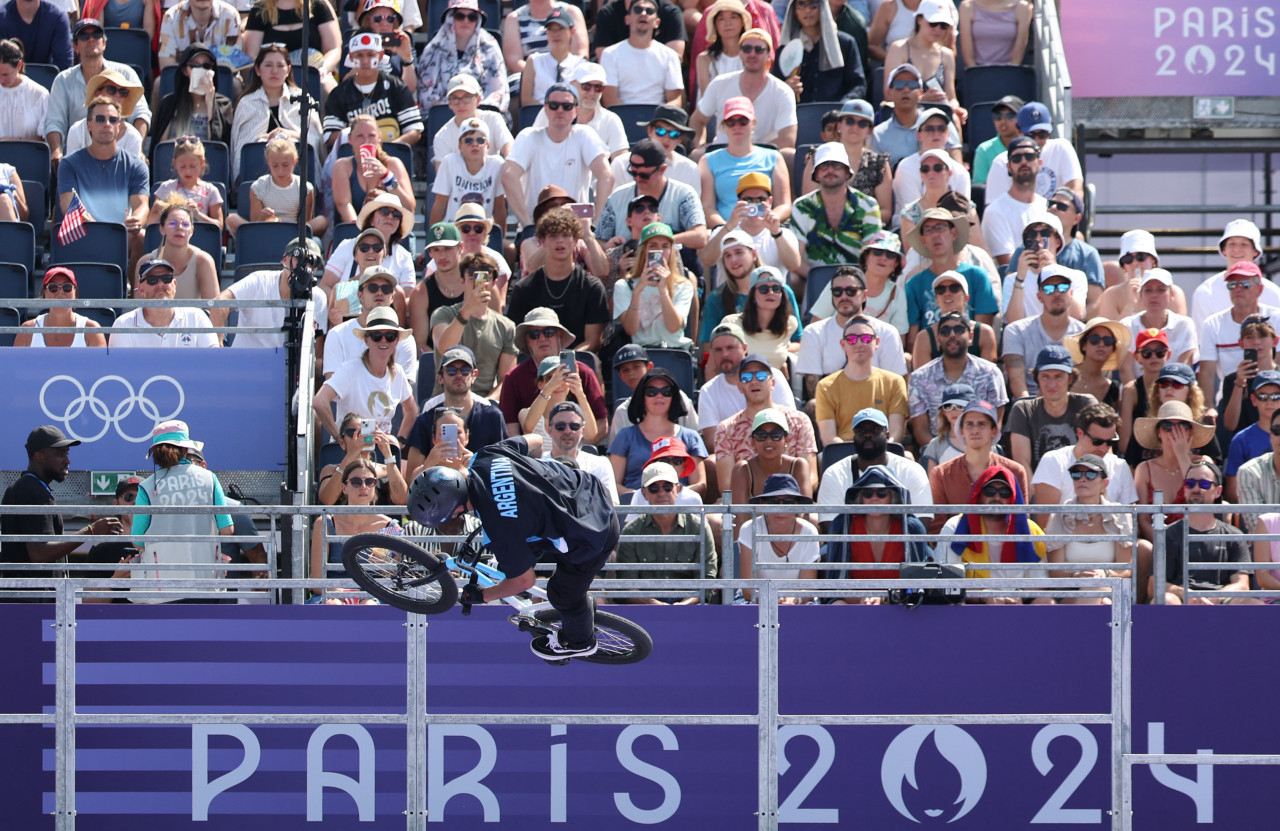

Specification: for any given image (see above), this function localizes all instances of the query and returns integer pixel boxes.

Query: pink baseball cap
[722,96,754,122]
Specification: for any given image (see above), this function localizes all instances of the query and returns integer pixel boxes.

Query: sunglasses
[755,283,783,295]
[627,164,654,181]
[645,481,675,493]
[629,4,657,13]
[44,282,76,293]
[940,402,965,411]
[752,427,787,442]
[526,327,562,340]
[1069,468,1103,481]
[920,162,949,173]
[981,484,1014,499]
[993,110,1017,120]
[119,491,137,502]
[341,428,359,437]
[740,370,770,383]
[919,124,948,134]
[357,242,385,253]
[1040,282,1071,294]
[1010,152,1040,164]
[1085,333,1116,347]
[374,207,402,219]
[366,331,399,343]
[1183,478,1215,491]
[1026,228,1055,240]
[1226,280,1254,291]
[1139,347,1168,359]
[1270,424,1280,437]
[1156,378,1187,389]
[938,324,968,337]
[453,11,479,21]
[927,19,952,28]
[141,273,176,285]
[830,286,861,297]
[860,487,891,499]
[841,116,873,129]
[1119,252,1153,266]
[579,82,604,92]
[1256,392,1280,402]
[346,477,378,488]
[644,385,675,398]
[739,43,770,54]
[1030,130,1051,140]
[934,283,964,295]
[1048,200,1073,212]
[889,79,921,90]
[442,365,473,376]
[723,116,751,128]
[1084,433,1116,447]
[458,223,487,234]
[546,100,577,111]
[363,282,395,295]
[92,114,121,124]
[845,333,874,344]
[76,29,104,40]
[166,220,192,229]
[461,135,487,145]
[552,421,583,432]
[188,61,215,70]
[99,84,128,96]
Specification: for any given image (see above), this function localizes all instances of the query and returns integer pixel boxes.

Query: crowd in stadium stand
[3,0,1280,606]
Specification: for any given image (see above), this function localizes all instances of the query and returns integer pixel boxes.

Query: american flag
[58,192,87,245]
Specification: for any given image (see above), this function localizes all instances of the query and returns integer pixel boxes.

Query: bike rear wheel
[341,534,458,615]
[533,608,653,664]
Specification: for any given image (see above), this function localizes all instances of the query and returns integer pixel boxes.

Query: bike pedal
[549,658,570,666]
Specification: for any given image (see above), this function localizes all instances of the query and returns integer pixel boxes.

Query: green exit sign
[91,472,138,497]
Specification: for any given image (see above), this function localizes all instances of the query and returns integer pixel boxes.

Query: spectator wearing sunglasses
[719,265,801,371]
[45,18,152,169]
[324,193,417,310]
[789,141,882,281]
[429,117,506,226]
[324,265,417,381]
[737,474,819,604]
[432,73,514,170]
[311,457,403,593]
[317,412,407,506]
[774,0,866,105]
[12,267,107,348]
[151,42,235,146]
[593,0,687,61]
[214,236,330,348]
[597,139,707,251]
[109,258,220,348]
[798,99,892,220]
[1031,404,1136,526]
[1216,315,1277,447]
[600,0,684,107]
[699,173,801,289]
[0,0,72,70]
[1118,328,1172,461]
[893,112,968,225]
[1199,261,1280,400]
[623,437,707,521]
[499,307,610,443]
[1003,213,1087,322]
[907,273,999,370]
[870,63,960,171]
[530,62,626,162]
[1131,399,1215,544]
[424,202,511,306]
[416,0,507,115]
[63,70,146,159]
[1192,219,1280,335]
[1236,409,1280,533]
[908,309,1007,447]
[430,251,516,398]
[609,344,698,443]
[971,94,1022,186]
[980,135,1046,267]
[1156,460,1258,606]
[542,401,618,505]
[1223,370,1280,503]
[687,0,780,104]
[1098,229,1188,323]
[882,1,964,122]
[927,401,1027,535]
[326,227,396,326]
[715,357,817,493]
[727,408,815,537]
[1128,362,1221,472]
[609,368,708,494]
[326,29,423,148]
[919,382,975,471]
[405,347,508,480]
[692,28,797,152]
[815,315,909,444]
[901,208,996,344]
[614,462,718,603]
[983,101,1084,208]
[1064,316,1129,409]
[1042,453,1135,605]
[1000,267,1086,399]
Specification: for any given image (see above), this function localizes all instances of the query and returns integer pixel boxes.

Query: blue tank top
[705,145,780,219]
[103,0,146,28]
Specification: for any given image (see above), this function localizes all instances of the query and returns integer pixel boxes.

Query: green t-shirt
[972,135,1011,186]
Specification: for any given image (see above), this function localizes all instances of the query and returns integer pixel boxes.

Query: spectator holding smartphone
[613,222,695,349]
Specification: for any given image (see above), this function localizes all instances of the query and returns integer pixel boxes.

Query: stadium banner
[0,348,287,471]
[1,604,1275,828]
[1060,2,1278,98]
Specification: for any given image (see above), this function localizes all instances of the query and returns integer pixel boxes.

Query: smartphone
[744,203,766,218]
[473,270,491,291]
[569,203,594,219]
[359,418,376,452]
[559,350,577,375]
[383,32,401,48]
[1244,348,1259,364]
[440,423,459,456]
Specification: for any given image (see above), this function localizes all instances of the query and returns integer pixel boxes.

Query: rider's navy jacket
[467,437,615,575]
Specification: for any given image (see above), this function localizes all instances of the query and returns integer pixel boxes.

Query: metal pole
[1151,491,1166,604]
[406,614,428,830]
[1110,576,1133,829]
[756,580,779,830]
[720,490,735,604]
[54,582,76,831]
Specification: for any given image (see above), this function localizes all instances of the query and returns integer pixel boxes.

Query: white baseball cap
[572,61,606,85]
[720,228,756,252]
[1140,268,1173,287]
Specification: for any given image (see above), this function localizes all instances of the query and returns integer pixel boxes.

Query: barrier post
[755,580,779,830]
[54,581,76,831]
[720,490,735,604]
[1150,491,1166,604]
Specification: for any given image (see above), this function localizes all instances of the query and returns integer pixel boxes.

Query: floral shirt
[713,407,818,467]
[158,1,243,65]
[906,354,1009,432]
[416,22,509,113]
[788,186,883,268]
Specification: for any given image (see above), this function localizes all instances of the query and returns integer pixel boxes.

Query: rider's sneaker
[531,632,598,660]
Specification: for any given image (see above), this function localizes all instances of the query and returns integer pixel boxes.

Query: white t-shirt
[433,110,514,163]
[737,516,821,580]
[324,239,417,289]
[533,105,629,156]
[1190,268,1280,335]
[695,369,794,433]
[600,40,684,105]
[1002,264,1088,317]
[796,313,908,377]
[982,138,1083,205]
[610,151,702,197]
[891,152,971,222]
[431,153,505,220]
[323,357,413,433]
[65,119,145,159]
[323,317,419,380]
[1200,303,1280,396]
[1121,310,1198,367]
[226,270,328,349]
[108,308,220,348]
[697,71,798,147]
[816,454,934,522]
[507,125,608,219]
[982,193,1049,259]
[1031,445,1138,505]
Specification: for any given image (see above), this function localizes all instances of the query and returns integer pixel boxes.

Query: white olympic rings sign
[39,375,186,443]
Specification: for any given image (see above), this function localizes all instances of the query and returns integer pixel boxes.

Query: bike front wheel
[533,608,653,665]
[341,534,458,615]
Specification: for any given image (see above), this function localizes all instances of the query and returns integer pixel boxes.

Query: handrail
[1033,0,1072,137]
[292,299,317,602]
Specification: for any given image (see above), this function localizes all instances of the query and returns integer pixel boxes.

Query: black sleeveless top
[924,321,990,361]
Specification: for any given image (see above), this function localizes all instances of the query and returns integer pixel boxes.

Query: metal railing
[1034,0,1073,138]
[0,297,309,335]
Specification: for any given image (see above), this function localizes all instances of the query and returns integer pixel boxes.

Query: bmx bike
[340,527,652,665]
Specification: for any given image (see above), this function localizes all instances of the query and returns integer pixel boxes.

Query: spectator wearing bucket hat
[214,237,330,349]
[432,73,513,165]
[687,0,782,99]
[1097,229,1189,323]
[982,101,1084,207]
[314,306,418,445]
[1191,218,1280,334]
[1198,260,1280,400]
[788,141,883,278]
[596,138,706,248]
[129,420,235,603]
[737,473,820,603]
[498,307,609,443]
[1007,345,1099,474]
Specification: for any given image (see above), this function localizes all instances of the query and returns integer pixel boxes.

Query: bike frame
[436,553,551,617]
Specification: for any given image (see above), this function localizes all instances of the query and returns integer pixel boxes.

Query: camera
[744,203,766,218]
[285,245,321,298]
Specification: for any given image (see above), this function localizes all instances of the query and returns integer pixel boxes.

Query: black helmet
[408,466,470,526]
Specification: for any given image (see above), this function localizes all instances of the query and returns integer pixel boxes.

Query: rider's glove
[460,583,486,608]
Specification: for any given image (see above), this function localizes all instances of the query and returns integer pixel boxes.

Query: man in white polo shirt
[109,258,219,348]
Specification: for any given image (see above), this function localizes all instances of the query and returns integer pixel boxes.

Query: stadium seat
[518,104,541,133]
[78,307,117,328]
[427,104,453,142]
[819,441,858,474]
[52,222,129,276]
[0,141,51,202]
[802,264,842,319]
[869,66,884,110]
[143,222,224,274]
[56,263,125,300]
[23,62,57,91]
[21,180,47,237]
[792,142,819,197]
[238,141,319,188]
[235,222,304,267]
[0,262,27,300]
[293,65,322,103]
[331,222,358,254]
[317,442,346,472]
[611,104,661,144]
[158,64,236,100]
[0,306,19,346]
[960,65,1036,110]
[103,28,151,85]
[644,347,696,397]
[0,221,36,282]
[416,351,437,405]
[152,140,231,189]
[795,102,839,148]
[965,101,999,152]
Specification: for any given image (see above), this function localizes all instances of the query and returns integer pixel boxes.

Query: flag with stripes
[58,192,87,245]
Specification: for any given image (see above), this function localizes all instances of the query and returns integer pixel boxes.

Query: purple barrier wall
[1,604,1277,829]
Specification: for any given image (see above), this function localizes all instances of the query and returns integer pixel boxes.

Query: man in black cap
[609,104,701,194]
[603,194,662,289]
[595,137,706,250]
[971,94,1023,187]
[2,426,123,584]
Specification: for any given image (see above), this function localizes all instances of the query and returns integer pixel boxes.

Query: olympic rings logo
[39,375,186,443]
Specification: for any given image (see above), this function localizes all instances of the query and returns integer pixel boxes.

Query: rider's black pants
[547,514,620,647]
